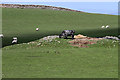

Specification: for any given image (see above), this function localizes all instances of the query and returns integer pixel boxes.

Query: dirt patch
[69,35,103,48]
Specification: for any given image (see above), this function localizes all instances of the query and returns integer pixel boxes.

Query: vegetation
[2,38,118,78]
[2,8,118,78]
[2,8,118,46]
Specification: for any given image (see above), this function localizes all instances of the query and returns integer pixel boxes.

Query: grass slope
[2,8,118,46]
[2,38,118,78]
[2,8,118,78]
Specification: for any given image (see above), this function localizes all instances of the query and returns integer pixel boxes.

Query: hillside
[2,35,118,78]
[1,4,119,78]
[2,5,118,47]
[1,4,81,12]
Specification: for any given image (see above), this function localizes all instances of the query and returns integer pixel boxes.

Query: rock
[74,34,87,39]
[103,36,119,40]
[39,35,59,42]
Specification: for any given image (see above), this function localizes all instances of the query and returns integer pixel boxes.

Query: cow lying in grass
[59,30,75,39]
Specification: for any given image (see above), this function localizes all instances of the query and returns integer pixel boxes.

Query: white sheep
[12,37,17,44]
[36,28,39,31]
[106,25,109,28]
[0,34,4,38]
[101,26,105,28]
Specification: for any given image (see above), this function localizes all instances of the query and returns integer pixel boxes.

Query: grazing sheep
[59,30,75,39]
[12,37,17,44]
[106,25,109,28]
[101,26,105,28]
[0,34,4,38]
[36,28,39,31]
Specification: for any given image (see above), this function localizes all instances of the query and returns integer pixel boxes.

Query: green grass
[2,8,118,46]
[2,38,118,78]
[2,8,119,78]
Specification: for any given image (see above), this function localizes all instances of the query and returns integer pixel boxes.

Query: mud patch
[69,37,103,48]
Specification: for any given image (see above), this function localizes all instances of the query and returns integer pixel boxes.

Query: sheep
[106,25,109,28]
[101,26,105,28]
[0,34,4,38]
[12,37,17,44]
[36,28,39,31]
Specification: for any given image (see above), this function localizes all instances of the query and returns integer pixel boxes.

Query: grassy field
[2,38,118,78]
[2,8,118,46]
[2,8,119,78]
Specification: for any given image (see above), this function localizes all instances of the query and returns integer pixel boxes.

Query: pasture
[2,8,119,78]
[2,8,118,46]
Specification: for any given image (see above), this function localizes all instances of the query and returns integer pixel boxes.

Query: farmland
[2,7,119,78]
[2,8,118,46]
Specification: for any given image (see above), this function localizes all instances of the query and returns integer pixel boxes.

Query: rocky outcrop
[0,4,81,12]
